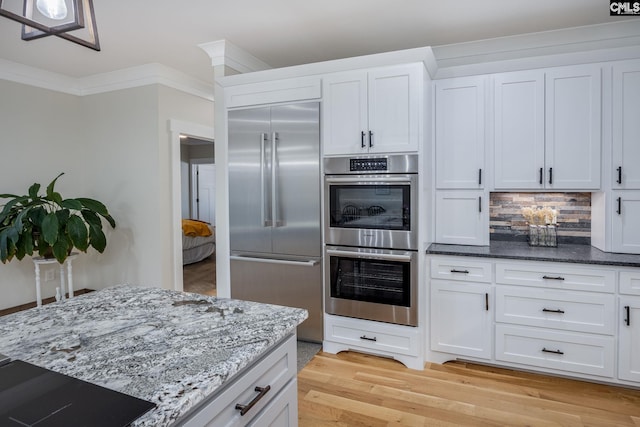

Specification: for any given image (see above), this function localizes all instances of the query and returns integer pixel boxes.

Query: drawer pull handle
[542,348,564,355]
[625,305,630,326]
[450,269,470,274]
[235,385,271,416]
[360,335,377,342]
[542,308,565,314]
[542,275,565,281]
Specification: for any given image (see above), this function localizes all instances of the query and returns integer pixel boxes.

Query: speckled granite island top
[427,241,640,268]
[0,285,308,426]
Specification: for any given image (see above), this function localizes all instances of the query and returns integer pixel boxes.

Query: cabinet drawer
[180,334,297,427]
[496,325,614,378]
[495,262,615,293]
[325,315,419,357]
[496,286,615,335]
[430,257,493,283]
[620,270,640,296]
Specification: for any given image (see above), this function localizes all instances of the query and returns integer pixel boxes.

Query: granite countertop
[427,241,640,268]
[0,285,308,426]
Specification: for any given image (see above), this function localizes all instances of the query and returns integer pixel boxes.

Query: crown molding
[432,21,640,78]
[0,60,214,101]
[198,39,271,74]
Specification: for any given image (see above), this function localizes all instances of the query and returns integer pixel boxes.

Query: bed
[181,219,216,265]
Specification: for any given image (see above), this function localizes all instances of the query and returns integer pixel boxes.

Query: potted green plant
[0,173,116,264]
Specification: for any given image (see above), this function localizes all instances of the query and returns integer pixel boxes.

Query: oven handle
[325,176,412,184]
[326,249,412,262]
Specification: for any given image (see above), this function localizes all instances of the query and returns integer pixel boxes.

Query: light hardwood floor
[298,350,640,426]
[183,255,216,296]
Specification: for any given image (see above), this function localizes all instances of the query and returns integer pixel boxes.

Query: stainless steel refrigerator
[228,102,322,342]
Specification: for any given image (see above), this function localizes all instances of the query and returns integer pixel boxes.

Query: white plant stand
[32,253,78,307]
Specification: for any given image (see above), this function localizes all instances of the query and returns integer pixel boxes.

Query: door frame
[169,119,215,292]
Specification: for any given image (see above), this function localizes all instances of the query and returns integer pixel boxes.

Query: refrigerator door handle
[260,133,272,227]
[271,132,283,227]
[230,255,318,267]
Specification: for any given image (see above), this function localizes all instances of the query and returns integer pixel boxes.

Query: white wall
[0,81,214,309]
[0,80,86,308]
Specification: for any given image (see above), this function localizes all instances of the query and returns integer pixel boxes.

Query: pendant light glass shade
[36,0,67,20]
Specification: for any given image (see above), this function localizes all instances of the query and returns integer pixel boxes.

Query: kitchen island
[0,284,307,426]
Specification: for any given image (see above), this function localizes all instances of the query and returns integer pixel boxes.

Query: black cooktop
[0,359,155,427]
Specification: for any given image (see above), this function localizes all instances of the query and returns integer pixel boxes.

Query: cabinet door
[613,60,640,189]
[435,76,486,189]
[367,64,421,153]
[545,64,601,189]
[431,280,492,359]
[435,191,488,245]
[619,297,640,383]
[611,191,640,254]
[322,70,368,156]
[494,71,545,189]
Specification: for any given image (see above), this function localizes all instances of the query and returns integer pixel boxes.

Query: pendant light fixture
[0,0,100,51]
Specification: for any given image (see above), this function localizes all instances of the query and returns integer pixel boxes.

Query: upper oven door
[324,174,418,250]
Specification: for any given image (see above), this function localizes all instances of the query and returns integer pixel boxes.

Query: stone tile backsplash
[490,192,591,245]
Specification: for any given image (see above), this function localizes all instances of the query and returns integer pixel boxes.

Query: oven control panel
[350,158,388,172]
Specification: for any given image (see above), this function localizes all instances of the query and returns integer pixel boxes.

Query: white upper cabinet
[611,191,640,254]
[493,64,602,190]
[435,76,486,189]
[322,64,421,156]
[546,65,601,189]
[493,71,545,189]
[613,60,640,190]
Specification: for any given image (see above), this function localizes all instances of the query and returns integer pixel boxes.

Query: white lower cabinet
[323,313,424,370]
[427,256,640,386]
[430,280,492,359]
[495,286,615,335]
[179,334,297,427]
[495,324,614,377]
[619,282,640,383]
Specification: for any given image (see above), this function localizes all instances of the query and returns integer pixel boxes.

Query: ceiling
[0,0,633,87]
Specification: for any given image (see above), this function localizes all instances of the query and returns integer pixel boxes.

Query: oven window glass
[329,256,410,306]
[328,184,410,230]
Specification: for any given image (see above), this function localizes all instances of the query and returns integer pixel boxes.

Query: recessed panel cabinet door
[435,190,488,246]
[367,64,421,154]
[494,71,545,189]
[435,76,486,189]
[619,297,640,383]
[613,60,640,190]
[545,65,601,189]
[322,71,368,156]
[611,191,640,254]
[431,280,492,359]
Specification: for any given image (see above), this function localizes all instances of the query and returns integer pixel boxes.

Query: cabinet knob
[361,131,366,148]
[625,305,631,326]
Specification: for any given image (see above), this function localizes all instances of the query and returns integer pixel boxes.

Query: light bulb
[36,0,68,20]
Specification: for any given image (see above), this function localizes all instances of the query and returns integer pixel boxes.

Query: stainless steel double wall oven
[324,154,419,326]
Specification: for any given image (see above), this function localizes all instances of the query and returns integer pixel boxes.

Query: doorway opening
[180,136,216,296]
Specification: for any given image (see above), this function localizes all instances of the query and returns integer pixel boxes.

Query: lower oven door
[325,246,417,326]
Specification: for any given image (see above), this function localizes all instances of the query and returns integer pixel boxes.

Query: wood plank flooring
[183,254,216,296]
[298,350,640,426]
